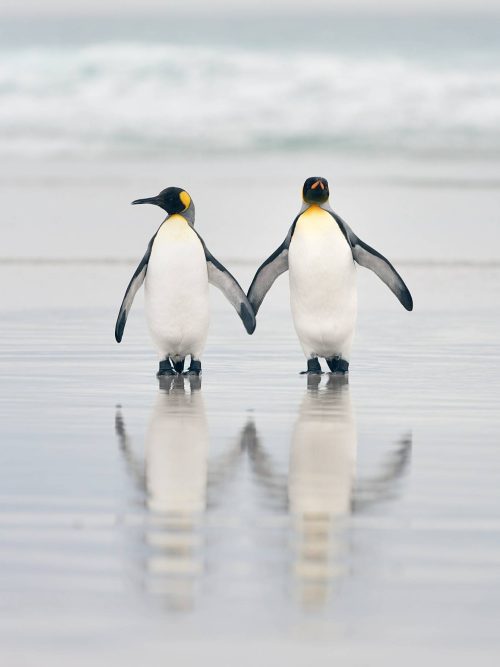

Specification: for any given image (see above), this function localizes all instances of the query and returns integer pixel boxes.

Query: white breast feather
[145,215,210,360]
[288,206,357,360]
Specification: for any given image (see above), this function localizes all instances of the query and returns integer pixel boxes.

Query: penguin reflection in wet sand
[247,177,413,374]
[115,187,255,376]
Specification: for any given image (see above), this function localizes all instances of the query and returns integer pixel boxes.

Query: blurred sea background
[2,13,500,159]
[1,10,500,265]
[1,7,500,667]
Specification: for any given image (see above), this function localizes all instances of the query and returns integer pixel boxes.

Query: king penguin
[247,177,413,374]
[115,186,255,376]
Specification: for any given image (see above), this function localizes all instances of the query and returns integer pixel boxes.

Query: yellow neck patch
[301,204,325,216]
[296,205,333,235]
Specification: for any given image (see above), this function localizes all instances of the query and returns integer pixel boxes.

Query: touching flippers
[196,233,256,334]
[247,219,297,315]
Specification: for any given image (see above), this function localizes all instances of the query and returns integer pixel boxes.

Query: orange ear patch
[179,191,191,210]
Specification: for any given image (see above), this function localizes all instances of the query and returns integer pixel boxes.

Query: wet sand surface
[1,261,499,665]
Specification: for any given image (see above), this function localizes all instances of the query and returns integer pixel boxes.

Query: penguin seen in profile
[115,187,255,376]
[247,177,413,374]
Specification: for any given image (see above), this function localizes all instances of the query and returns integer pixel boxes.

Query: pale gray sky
[2,0,500,14]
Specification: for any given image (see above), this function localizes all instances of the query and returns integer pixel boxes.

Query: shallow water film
[1,262,499,666]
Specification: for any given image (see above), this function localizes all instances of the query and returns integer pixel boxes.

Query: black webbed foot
[157,358,176,377]
[183,359,202,376]
[172,358,185,374]
[326,356,349,375]
[300,358,323,375]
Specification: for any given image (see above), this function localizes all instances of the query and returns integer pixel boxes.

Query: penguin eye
[179,191,191,210]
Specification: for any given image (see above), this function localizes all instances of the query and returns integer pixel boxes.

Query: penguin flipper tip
[402,290,413,311]
[115,311,127,342]
[240,303,256,335]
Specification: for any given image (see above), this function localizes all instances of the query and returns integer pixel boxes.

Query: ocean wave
[1,43,499,157]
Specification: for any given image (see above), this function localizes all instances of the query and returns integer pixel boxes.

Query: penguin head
[302,177,329,205]
[132,187,192,215]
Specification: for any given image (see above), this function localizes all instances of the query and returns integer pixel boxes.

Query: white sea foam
[1,43,499,157]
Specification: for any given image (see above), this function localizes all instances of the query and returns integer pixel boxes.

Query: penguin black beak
[131,196,159,206]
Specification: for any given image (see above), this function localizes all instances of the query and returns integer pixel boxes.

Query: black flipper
[194,231,256,334]
[330,210,413,311]
[115,232,157,343]
[247,217,298,315]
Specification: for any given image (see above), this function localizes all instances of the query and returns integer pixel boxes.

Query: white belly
[288,206,357,359]
[145,215,210,360]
